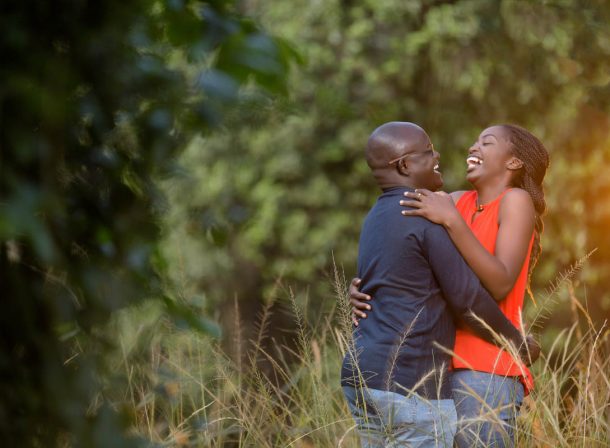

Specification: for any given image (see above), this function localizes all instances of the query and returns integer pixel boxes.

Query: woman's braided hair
[501,124,550,288]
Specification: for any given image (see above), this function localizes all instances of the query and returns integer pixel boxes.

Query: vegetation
[1,0,293,445]
[108,264,609,447]
[161,0,610,332]
[2,0,610,446]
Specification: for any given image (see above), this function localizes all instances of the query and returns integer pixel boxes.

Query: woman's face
[465,125,515,185]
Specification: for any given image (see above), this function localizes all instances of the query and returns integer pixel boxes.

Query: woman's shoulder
[499,188,535,222]
[449,190,472,204]
[501,188,534,208]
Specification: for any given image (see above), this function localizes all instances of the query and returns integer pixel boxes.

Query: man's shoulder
[369,201,433,229]
[420,220,452,245]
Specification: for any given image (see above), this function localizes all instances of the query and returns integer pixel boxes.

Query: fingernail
[402,211,406,215]
[400,200,405,205]
[366,306,371,310]
[362,313,367,318]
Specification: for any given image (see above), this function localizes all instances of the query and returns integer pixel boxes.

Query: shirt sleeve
[422,224,526,350]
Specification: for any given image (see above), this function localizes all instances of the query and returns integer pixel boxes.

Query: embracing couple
[341,122,549,447]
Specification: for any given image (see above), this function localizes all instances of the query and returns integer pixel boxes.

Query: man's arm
[423,224,531,360]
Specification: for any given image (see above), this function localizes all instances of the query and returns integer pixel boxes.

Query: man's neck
[375,178,417,191]
[380,184,415,193]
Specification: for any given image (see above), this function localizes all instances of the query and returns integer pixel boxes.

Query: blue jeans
[343,387,457,447]
[450,370,525,448]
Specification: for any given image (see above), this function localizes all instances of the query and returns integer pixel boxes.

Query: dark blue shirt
[341,187,524,399]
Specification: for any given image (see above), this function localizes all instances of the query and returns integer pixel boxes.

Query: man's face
[394,137,443,191]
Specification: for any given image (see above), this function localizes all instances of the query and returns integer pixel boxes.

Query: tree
[161,0,610,339]
[0,0,294,445]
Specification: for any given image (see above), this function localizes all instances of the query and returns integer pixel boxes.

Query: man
[341,122,535,447]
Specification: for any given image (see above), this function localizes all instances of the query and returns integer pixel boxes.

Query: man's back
[341,186,456,399]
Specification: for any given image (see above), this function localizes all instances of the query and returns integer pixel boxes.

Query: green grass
[105,266,610,447]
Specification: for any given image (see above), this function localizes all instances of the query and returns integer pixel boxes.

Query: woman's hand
[349,277,371,327]
[400,189,460,227]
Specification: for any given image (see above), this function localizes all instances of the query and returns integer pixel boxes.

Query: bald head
[365,121,442,191]
[366,122,430,169]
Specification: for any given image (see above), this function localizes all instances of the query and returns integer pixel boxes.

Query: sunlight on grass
[107,262,609,447]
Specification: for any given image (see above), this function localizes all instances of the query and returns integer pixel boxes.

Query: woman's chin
[465,171,479,184]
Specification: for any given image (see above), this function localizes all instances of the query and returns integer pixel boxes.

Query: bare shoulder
[500,188,535,221]
[502,188,534,208]
[449,190,468,204]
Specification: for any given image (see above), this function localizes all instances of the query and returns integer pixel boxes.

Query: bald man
[341,122,530,447]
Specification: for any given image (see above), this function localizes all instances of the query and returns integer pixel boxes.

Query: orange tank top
[453,190,534,391]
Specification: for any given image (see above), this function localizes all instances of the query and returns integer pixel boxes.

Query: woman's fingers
[401,208,424,216]
[401,193,427,217]
[404,189,433,199]
[403,191,422,200]
[399,199,423,208]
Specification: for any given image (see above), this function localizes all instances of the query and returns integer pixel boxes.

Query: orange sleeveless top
[453,190,534,390]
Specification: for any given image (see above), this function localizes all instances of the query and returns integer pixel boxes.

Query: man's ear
[397,158,410,176]
[506,157,524,171]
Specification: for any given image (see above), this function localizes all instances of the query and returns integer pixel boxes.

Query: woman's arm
[401,188,535,300]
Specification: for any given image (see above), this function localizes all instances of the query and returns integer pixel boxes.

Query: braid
[501,124,550,290]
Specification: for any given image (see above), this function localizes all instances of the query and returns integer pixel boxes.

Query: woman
[350,124,549,447]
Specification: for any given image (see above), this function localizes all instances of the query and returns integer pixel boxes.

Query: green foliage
[161,0,610,323]
[0,0,294,445]
[5,0,610,445]
[110,274,610,447]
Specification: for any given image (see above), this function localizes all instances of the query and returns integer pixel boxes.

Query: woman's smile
[466,155,483,172]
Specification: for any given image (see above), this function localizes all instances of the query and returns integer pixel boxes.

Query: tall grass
[106,266,609,447]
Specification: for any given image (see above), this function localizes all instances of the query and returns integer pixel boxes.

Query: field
[107,265,610,447]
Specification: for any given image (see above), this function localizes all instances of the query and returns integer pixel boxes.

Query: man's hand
[521,334,541,366]
[349,277,371,326]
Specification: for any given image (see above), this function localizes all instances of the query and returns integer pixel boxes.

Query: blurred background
[2,0,610,446]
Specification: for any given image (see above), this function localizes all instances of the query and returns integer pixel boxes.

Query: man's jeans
[343,386,457,447]
[450,370,525,448]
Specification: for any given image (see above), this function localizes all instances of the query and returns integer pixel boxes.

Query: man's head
[366,122,443,191]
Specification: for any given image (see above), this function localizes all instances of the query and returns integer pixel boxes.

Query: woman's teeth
[466,156,483,167]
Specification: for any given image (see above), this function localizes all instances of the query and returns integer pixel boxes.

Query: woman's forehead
[479,125,508,140]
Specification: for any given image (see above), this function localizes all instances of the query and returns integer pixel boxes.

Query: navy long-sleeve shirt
[340,187,525,399]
